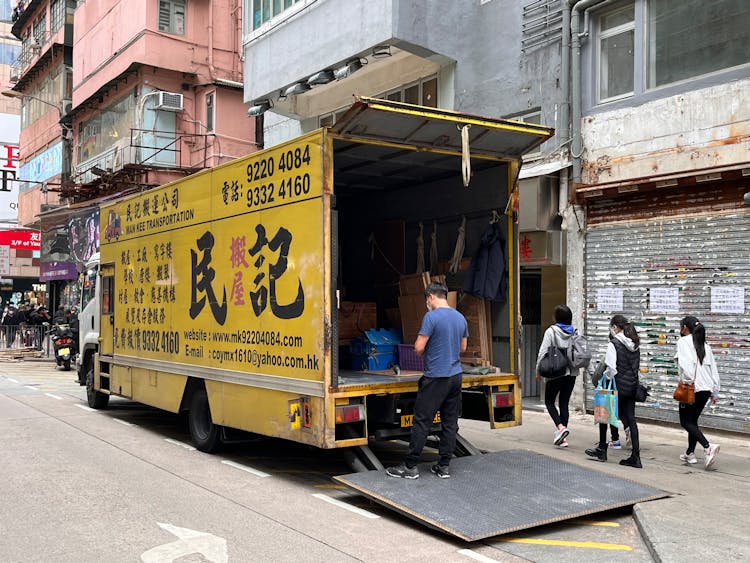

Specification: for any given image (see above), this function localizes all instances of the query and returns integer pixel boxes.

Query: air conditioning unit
[60,99,72,116]
[9,70,19,83]
[154,91,184,112]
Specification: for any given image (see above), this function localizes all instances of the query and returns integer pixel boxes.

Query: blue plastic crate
[350,329,401,371]
[351,352,397,371]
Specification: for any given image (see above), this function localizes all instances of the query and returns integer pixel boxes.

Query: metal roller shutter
[585,210,750,433]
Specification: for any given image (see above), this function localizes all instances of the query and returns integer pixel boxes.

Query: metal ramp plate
[333,449,667,541]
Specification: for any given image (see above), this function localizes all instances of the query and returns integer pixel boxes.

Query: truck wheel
[188,388,222,453]
[86,366,109,409]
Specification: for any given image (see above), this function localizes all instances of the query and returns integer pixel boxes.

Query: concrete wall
[581,78,750,185]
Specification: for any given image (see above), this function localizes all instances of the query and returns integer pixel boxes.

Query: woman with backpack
[675,316,721,469]
[585,314,643,468]
[535,305,577,448]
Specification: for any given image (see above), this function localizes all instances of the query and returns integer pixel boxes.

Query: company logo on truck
[104,210,122,241]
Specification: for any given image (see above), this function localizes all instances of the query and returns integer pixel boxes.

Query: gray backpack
[567,330,592,369]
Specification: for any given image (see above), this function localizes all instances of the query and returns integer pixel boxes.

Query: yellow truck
[82,97,552,469]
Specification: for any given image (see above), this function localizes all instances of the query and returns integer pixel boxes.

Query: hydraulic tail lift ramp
[333,450,667,541]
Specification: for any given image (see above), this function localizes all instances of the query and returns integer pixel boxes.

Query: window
[598,6,634,101]
[33,13,47,45]
[0,0,12,22]
[381,76,439,108]
[206,92,214,132]
[514,110,543,159]
[647,0,750,88]
[250,0,303,31]
[0,42,21,65]
[51,0,65,34]
[594,0,750,104]
[159,0,185,35]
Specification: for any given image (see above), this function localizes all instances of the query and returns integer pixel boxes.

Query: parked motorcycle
[49,323,77,371]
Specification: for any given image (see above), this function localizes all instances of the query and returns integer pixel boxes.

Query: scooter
[50,323,76,371]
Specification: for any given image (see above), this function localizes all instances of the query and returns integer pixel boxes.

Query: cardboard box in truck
[81,97,552,465]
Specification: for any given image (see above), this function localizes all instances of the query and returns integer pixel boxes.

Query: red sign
[0,229,42,250]
[1,144,20,172]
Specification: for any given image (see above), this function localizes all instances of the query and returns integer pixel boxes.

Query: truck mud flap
[333,449,667,541]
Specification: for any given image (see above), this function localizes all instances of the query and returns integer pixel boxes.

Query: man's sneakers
[585,446,607,462]
[608,440,622,449]
[704,443,720,470]
[430,464,451,479]
[553,426,570,446]
[680,452,698,464]
[386,462,419,479]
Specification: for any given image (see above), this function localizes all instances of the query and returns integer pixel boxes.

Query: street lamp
[2,89,62,118]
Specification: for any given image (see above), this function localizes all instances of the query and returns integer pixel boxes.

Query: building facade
[572,0,750,433]
[10,0,256,310]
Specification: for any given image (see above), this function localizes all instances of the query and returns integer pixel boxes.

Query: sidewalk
[459,407,750,562]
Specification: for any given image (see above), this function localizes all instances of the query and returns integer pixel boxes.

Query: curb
[632,503,662,563]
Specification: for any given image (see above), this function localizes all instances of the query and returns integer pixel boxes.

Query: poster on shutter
[710,286,744,314]
[596,288,623,312]
[649,287,679,313]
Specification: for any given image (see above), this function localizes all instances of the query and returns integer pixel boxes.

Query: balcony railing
[72,130,213,184]
[10,30,49,82]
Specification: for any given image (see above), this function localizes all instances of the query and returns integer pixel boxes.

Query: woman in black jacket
[586,314,643,468]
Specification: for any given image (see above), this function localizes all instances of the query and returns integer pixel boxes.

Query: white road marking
[140,523,227,563]
[7,378,18,383]
[221,460,271,478]
[457,549,500,562]
[113,418,135,427]
[75,404,96,412]
[45,393,64,400]
[164,438,196,451]
[311,493,379,519]
[23,385,38,391]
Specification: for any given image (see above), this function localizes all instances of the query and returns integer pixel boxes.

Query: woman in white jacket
[675,316,721,470]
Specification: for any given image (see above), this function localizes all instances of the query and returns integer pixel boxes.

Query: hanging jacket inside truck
[463,221,508,302]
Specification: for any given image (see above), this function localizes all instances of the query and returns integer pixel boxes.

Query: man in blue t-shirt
[386,282,468,480]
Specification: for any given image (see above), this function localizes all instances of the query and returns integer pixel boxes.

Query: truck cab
[76,252,100,386]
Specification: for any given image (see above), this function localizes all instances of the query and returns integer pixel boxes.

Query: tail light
[57,337,72,345]
[492,392,514,408]
[335,404,365,424]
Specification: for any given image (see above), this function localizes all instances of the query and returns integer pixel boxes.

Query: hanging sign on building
[0,229,42,250]
[0,245,10,276]
[0,143,20,221]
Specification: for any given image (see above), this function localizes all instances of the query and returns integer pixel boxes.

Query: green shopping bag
[593,376,618,425]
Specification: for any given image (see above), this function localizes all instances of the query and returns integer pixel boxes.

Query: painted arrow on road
[141,522,227,563]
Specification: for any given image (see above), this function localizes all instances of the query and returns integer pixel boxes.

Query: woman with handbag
[675,316,721,469]
[585,314,643,468]
[535,305,576,447]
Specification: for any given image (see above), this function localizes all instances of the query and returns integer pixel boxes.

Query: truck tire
[86,366,109,409]
[188,387,222,453]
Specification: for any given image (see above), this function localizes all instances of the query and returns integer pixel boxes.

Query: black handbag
[636,382,650,402]
[538,345,568,378]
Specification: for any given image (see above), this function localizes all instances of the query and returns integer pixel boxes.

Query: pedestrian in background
[675,316,721,469]
[536,304,576,448]
[386,282,468,480]
[586,314,643,468]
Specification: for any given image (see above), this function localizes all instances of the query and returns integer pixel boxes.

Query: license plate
[58,348,70,356]
[400,412,441,428]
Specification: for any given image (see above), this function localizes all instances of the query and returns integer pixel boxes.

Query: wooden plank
[399,273,430,296]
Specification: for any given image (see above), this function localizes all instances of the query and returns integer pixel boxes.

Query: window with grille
[33,14,47,45]
[206,92,214,132]
[159,0,186,35]
[51,0,65,33]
